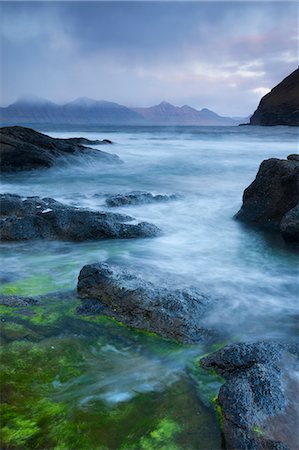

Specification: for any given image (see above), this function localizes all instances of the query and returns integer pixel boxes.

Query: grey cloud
[0,1,298,115]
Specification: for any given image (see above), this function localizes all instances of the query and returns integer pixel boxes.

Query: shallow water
[1,125,298,448]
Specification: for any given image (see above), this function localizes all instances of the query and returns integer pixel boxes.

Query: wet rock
[0,295,40,307]
[0,126,120,172]
[64,137,112,145]
[287,154,299,162]
[201,341,299,450]
[235,157,299,241]
[0,194,161,242]
[106,191,178,207]
[250,68,299,126]
[280,203,299,242]
[77,263,212,343]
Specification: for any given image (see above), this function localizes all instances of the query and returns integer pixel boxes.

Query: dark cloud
[0,1,298,115]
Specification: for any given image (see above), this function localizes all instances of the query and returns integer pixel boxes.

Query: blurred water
[1,125,298,342]
[1,125,298,448]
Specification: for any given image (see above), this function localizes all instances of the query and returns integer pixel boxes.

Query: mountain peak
[12,95,56,107]
[67,97,99,107]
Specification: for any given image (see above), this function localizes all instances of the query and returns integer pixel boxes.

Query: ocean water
[1,125,298,449]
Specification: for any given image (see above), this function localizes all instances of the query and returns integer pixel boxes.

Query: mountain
[0,97,242,126]
[0,97,145,125]
[250,68,299,126]
[133,101,239,125]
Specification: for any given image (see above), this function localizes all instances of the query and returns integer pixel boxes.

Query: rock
[280,203,299,242]
[235,157,299,240]
[0,126,120,172]
[105,191,178,207]
[250,68,299,126]
[77,263,212,343]
[287,154,299,162]
[0,295,40,307]
[0,194,161,242]
[64,137,112,145]
[201,341,299,450]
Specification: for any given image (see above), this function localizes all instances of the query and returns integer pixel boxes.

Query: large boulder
[235,156,299,241]
[201,341,299,450]
[0,126,120,172]
[250,68,299,126]
[105,191,178,207]
[77,263,212,343]
[0,194,160,241]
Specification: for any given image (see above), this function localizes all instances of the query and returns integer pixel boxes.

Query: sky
[0,1,298,116]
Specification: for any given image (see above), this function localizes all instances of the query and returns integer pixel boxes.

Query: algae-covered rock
[77,262,213,343]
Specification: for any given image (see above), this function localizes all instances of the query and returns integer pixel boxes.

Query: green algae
[0,273,54,297]
[0,277,222,450]
[252,425,263,436]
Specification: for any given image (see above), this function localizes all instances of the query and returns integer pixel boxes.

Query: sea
[1,125,298,449]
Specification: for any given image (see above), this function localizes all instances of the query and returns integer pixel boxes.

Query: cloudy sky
[0,1,298,115]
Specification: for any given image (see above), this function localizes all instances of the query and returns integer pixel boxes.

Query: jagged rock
[106,191,178,207]
[235,157,299,241]
[201,341,299,450]
[0,194,160,242]
[77,263,212,343]
[0,126,120,172]
[250,68,299,126]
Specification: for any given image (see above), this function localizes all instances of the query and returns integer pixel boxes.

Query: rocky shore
[1,124,298,449]
[235,155,299,242]
[0,126,119,171]
[0,193,160,241]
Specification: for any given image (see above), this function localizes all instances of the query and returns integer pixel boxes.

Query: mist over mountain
[0,97,243,126]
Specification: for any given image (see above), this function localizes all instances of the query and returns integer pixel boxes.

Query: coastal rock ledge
[0,194,160,241]
[0,126,119,172]
[77,263,212,343]
[201,341,299,450]
[235,155,299,242]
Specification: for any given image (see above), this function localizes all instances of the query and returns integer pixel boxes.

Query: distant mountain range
[0,96,244,126]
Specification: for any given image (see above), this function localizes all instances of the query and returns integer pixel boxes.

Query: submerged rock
[106,191,178,207]
[0,126,120,172]
[77,263,212,343]
[235,156,299,241]
[0,295,40,307]
[201,341,299,450]
[250,68,299,126]
[0,194,160,242]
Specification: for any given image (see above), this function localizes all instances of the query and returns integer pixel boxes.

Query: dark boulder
[250,68,299,126]
[77,263,212,343]
[201,341,299,450]
[0,126,120,172]
[235,156,299,241]
[0,194,160,242]
[106,191,178,207]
